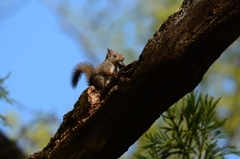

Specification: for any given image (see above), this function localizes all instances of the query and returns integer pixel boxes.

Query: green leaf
[135,91,240,159]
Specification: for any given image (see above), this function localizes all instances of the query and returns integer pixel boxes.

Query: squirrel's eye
[114,54,117,57]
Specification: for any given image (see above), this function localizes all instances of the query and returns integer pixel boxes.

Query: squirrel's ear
[106,48,112,58]
[107,48,112,53]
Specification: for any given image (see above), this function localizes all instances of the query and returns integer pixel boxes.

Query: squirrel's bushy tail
[71,62,95,88]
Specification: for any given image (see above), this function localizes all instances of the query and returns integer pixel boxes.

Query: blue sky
[0,1,86,133]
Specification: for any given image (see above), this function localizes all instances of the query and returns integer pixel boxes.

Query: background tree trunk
[28,0,240,158]
[0,131,26,159]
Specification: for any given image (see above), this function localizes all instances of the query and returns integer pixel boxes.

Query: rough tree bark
[28,0,240,158]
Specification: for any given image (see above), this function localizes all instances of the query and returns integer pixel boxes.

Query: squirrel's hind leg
[90,75,105,90]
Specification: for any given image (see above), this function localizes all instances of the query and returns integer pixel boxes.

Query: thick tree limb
[28,0,240,158]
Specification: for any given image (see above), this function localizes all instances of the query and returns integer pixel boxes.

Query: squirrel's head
[106,48,125,67]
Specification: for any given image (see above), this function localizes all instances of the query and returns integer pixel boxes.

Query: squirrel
[71,48,125,90]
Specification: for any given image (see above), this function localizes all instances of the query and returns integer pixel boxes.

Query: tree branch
[28,0,240,158]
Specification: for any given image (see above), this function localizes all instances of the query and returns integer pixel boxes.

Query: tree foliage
[136,92,240,159]
[0,73,15,105]
[0,73,15,126]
